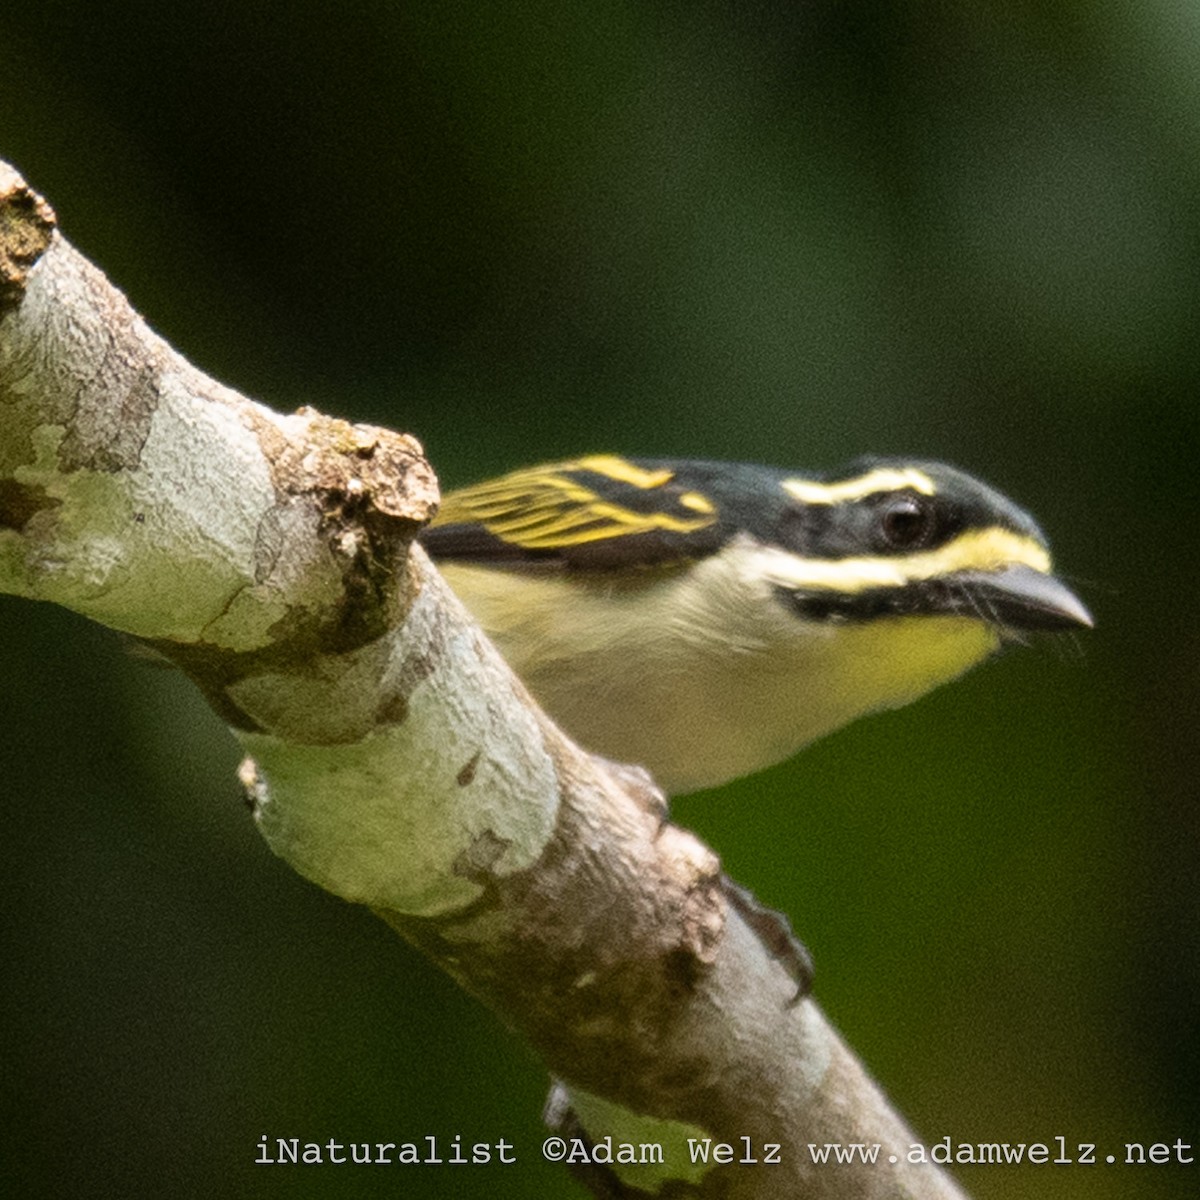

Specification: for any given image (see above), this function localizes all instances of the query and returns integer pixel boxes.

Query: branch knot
[0,165,57,312]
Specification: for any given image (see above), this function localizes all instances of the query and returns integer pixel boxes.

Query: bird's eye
[878,493,935,550]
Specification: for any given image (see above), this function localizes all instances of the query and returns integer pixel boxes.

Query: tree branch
[0,160,967,1199]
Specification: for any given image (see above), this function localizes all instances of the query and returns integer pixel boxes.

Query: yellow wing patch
[433,457,718,551]
[574,454,675,489]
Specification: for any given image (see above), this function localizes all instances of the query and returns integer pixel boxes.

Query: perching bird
[420,454,1091,794]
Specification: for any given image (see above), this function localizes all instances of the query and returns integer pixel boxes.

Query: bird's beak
[946,564,1093,632]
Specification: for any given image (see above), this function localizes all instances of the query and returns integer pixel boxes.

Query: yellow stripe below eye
[782,468,937,505]
[759,527,1052,593]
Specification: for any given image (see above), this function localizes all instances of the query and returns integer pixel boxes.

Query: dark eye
[878,493,935,550]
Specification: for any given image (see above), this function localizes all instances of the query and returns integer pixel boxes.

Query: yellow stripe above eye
[757,526,1053,594]
[782,468,937,505]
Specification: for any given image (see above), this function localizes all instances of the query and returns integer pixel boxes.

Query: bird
[419,454,1091,795]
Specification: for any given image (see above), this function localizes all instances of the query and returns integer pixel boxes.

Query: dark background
[1,4,1196,1198]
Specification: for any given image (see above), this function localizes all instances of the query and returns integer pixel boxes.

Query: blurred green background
[1,3,1196,1197]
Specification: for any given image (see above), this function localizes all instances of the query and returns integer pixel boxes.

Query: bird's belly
[436,561,999,794]
[523,614,999,794]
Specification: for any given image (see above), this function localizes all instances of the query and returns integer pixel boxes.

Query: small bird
[420,454,1091,795]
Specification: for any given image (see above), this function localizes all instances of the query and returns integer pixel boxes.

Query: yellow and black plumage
[420,454,1091,794]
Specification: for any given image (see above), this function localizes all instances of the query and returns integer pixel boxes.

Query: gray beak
[945,564,1093,632]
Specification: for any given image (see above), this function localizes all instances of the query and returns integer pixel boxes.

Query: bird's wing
[421,455,727,570]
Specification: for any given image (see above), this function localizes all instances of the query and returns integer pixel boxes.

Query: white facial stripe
[781,468,937,505]
[757,527,1053,594]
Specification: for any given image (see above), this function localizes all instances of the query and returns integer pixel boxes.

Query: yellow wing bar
[433,456,719,551]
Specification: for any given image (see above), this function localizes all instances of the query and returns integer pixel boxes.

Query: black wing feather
[421,455,730,570]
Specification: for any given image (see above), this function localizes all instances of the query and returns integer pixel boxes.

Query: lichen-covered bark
[0,162,968,1200]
